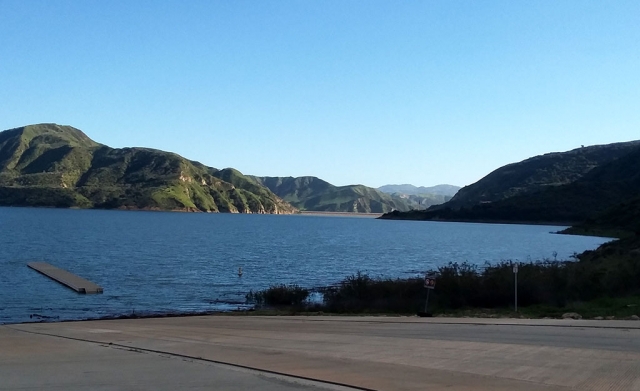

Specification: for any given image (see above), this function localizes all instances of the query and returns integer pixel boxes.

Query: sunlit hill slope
[0,124,295,213]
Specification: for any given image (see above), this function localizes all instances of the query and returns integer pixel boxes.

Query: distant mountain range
[381,140,640,235]
[0,124,295,213]
[375,184,460,209]
[250,176,404,213]
[3,123,639,236]
[377,184,460,197]
[250,177,451,213]
[0,124,454,214]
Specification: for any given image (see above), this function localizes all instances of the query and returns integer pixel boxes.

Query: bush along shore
[245,236,640,319]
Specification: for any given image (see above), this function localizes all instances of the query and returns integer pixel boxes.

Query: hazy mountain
[377,184,460,197]
[388,193,453,209]
[251,176,418,213]
[0,124,295,213]
[377,184,459,209]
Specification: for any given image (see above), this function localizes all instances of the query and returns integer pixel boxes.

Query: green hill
[0,124,295,213]
[443,141,640,210]
[250,176,334,205]
[380,141,640,227]
[251,176,414,213]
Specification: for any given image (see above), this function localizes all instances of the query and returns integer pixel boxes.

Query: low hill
[251,176,416,213]
[380,141,640,226]
[0,124,295,213]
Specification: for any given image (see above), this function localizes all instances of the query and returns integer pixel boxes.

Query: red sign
[424,276,436,289]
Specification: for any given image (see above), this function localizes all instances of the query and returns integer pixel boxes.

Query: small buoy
[238,267,243,277]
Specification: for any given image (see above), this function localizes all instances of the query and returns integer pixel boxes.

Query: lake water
[0,207,611,324]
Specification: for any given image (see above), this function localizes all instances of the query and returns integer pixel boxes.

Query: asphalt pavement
[2,316,640,391]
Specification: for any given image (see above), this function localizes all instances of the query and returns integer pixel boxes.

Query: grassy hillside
[251,176,333,204]
[443,141,640,210]
[251,176,414,213]
[300,184,409,213]
[0,124,296,213]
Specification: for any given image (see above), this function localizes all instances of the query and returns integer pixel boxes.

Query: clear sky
[1,1,638,188]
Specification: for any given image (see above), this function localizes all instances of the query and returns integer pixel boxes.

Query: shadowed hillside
[444,141,640,210]
[381,141,640,225]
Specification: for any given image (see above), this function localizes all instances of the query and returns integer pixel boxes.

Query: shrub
[246,284,310,307]
[245,238,640,314]
[322,272,424,313]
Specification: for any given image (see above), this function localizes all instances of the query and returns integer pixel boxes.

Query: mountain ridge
[377,184,460,197]
[0,124,296,214]
[380,140,640,230]
[443,141,640,210]
[251,176,414,213]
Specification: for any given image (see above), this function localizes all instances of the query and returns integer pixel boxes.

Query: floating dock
[28,262,103,294]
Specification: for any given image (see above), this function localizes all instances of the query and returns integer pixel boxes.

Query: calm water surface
[0,207,611,324]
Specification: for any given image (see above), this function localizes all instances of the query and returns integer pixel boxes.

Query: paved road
[0,324,351,391]
[2,316,640,390]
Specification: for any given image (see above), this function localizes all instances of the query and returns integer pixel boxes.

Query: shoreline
[7,309,243,326]
[7,308,640,328]
[378,215,576,227]
[298,211,382,218]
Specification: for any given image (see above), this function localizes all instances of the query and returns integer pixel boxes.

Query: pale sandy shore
[2,316,640,391]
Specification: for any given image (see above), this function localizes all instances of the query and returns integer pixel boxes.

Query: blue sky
[1,1,638,188]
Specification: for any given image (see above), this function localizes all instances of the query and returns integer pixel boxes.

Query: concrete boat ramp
[27,262,103,294]
[2,316,640,391]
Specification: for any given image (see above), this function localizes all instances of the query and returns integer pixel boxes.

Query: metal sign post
[513,263,519,312]
[424,289,431,313]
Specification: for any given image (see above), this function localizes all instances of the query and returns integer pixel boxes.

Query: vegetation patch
[246,284,310,307]
[246,237,640,318]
